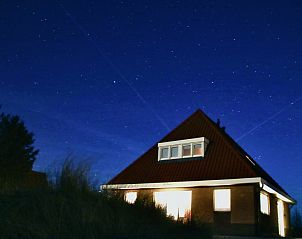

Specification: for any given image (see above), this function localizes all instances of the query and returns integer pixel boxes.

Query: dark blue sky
[1,1,301,208]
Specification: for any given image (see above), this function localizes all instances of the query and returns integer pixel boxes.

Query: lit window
[193,143,202,156]
[260,192,270,215]
[160,147,169,159]
[125,192,137,204]
[154,191,192,220]
[277,200,285,237]
[171,146,179,158]
[182,144,191,157]
[214,189,231,211]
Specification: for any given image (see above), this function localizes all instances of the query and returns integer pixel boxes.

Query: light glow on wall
[125,192,137,204]
[214,189,231,211]
[260,192,270,215]
[153,190,192,220]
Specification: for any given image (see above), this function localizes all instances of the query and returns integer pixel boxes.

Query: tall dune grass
[0,159,211,239]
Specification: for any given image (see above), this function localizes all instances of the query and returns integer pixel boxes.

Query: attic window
[193,144,202,156]
[160,148,169,159]
[158,137,209,161]
[171,146,179,158]
[182,145,191,157]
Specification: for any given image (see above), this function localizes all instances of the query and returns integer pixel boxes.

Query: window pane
[260,192,270,215]
[171,146,179,158]
[214,189,231,211]
[125,192,137,204]
[161,148,169,159]
[193,144,202,155]
[182,145,191,156]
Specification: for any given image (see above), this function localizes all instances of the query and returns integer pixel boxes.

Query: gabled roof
[107,109,293,202]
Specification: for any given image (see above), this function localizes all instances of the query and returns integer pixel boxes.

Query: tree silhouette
[0,110,39,175]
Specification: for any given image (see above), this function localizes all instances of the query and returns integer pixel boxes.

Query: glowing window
[260,192,270,215]
[277,200,285,237]
[214,189,231,211]
[125,192,137,204]
[153,191,192,220]
[171,146,179,158]
[182,145,191,157]
[193,143,202,156]
[160,148,169,159]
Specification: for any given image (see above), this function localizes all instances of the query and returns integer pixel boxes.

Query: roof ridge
[191,110,258,176]
[159,109,202,142]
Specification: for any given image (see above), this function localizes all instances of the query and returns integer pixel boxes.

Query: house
[102,109,295,237]
[0,170,47,190]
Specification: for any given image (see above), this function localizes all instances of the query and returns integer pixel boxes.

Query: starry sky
[1,1,301,208]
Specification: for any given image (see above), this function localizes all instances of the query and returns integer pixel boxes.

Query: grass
[0,159,211,239]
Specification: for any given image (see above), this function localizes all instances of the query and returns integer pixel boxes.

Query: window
[182,144,191,157]
[171,146,179,158]
[214,189,231,211]
[160,147,169,159]
[154,191,192,221]
[157,137,209,161]
[277,200,285,237]
[193,143,202,156]
[125,192,137,204]
[260,192,270,215]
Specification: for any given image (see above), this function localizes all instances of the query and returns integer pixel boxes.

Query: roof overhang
[260,178,295,204]
[102,177,295,204]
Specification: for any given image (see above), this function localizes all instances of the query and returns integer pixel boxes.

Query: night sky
[1,1,301,208]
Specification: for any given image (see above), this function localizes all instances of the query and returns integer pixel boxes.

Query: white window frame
[158,137,209,161]
[214,189,231,212]
[260,191,270,215]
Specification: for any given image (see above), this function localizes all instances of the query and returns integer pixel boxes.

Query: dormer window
[182,144,191,157]
[160,147,169,159]
[158,137,209,161]
[193,143,202,156]
[171,146,179,158]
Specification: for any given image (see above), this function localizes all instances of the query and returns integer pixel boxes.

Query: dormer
[158,137,209,161]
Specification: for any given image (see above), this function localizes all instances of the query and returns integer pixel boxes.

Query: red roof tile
[108,109,291,199]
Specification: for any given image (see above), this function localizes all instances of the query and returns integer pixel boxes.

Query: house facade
[102,109,295,237]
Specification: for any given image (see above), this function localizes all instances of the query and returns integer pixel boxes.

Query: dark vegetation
[0,159,211,239]
[0,109,211,239]
[292,207,302,237]
[0,110,38,173]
